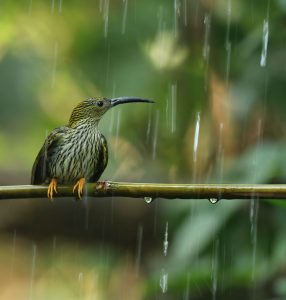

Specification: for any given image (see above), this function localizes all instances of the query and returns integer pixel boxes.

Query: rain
[163,221,169,256]
[121,0,128,35]
[51,41,59,89]
[160,268,168,293]
[29,244,37,300]
[135,224,143,276]
[260,19,269,67]
[0,1,285,299]
[203,12,211,89]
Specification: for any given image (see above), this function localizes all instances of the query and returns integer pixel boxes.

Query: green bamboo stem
[0,182,286,200]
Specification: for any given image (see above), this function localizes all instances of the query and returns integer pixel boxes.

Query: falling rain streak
[100,0,109,37]
[250,196,259,281]
[152,110,160,160]
[135,225,143,276]
[121,0,128,34]
[193,112,200,182]
[183,0,187,26]
[217,123,225,185]
[173,0,180,38]
[212,239,219,300]
[28,0,33,15]
[84,199,90,230]
[203,13,211,89]
[59,0,63,13]
[146,105,152,143]
[225,0,232,87]
[250,119,262,280]
[184,273,191,300]
[166,83,177,132]
[193,112,200,163]
[52,236,57,267]
[108,84,117,133]
[10,230,17,280]
[51,0,55,13]
[163,222,169,256]
[51,0,62,14]
[260,19,269,67]
[29,244,37,300]
[171,83,177,133]
[109,108,115,133]
[202,13,211,61]
[114,109,121,157]
[78,271,84,299]
[160,268,168,293]
[51,41,58,89]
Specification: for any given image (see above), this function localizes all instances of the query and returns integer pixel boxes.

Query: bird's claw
[47,178,58,201]
[73,178,86,199]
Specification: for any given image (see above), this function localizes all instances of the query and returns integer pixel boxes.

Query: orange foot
[47,178,58,201]
[73,178,86,199]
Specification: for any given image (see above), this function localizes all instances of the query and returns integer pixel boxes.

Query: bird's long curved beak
[110,97,154,107]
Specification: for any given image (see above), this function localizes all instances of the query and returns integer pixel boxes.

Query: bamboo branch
[0,182,286,200]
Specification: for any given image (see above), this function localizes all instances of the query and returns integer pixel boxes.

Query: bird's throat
[70,118,100,130]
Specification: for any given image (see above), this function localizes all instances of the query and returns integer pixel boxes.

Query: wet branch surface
[0,182,286,200]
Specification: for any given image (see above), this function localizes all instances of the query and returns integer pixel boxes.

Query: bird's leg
[47,178,58,200]
[73,178,86,199]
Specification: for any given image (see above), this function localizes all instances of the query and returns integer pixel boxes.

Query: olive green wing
[90,134,108,182]
[31,126,69,184]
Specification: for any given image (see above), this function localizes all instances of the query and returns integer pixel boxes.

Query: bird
[31,97,154,200]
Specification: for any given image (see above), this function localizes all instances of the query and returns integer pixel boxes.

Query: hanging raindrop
[209,198,219,204]
[144,197,154,204]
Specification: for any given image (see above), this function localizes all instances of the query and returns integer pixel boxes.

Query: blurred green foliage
[0,0,286,299]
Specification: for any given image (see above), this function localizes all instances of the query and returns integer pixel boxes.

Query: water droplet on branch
[209,198,219,204]
[144,197,153,204]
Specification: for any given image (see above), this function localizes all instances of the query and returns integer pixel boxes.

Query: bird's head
[68,97,154,128]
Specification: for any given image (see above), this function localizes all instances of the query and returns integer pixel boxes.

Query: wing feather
[31,126,69,184]
[89,134,108,182]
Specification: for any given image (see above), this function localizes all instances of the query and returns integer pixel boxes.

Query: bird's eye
[97,101,104,107]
